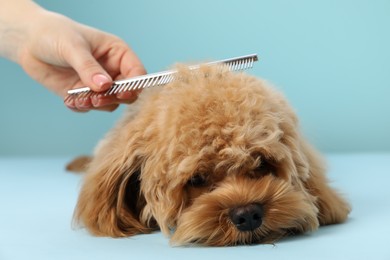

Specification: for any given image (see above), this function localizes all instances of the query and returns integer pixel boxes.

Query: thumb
[66,48,112,92]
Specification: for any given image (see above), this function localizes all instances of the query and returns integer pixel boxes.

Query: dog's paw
[317,189,351,225]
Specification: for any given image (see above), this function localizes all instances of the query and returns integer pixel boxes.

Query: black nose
[229,203,263,232]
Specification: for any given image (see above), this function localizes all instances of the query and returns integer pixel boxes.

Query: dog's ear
[73,137,152,237]
[294,137,351,225]
[66,155,92,173]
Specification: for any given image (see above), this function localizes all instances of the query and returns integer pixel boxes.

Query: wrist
[0,0,45,62]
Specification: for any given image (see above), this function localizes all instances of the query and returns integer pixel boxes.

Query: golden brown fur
[66,155,91,173]
[70,65,350,246]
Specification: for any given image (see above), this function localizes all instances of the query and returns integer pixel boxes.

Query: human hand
[16,9,146,112]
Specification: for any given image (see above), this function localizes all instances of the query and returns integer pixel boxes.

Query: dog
[68,65,351,246]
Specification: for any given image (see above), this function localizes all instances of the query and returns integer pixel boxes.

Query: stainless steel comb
[65,53,258,100]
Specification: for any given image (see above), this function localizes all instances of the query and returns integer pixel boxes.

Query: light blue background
[0,0,389,156]
[1,154,390,259]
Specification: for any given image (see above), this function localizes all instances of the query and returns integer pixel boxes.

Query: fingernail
[64,96,75,108]
[92,74,111,90]
[91,95,99,107]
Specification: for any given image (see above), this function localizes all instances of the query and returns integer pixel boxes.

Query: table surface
[1,154,389,260]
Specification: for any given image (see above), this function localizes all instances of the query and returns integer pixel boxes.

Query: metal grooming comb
[65,53,258,100]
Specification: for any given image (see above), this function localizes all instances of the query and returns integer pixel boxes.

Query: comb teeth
[66,54,258,100]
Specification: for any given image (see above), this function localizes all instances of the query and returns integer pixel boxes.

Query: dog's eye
[188,174,207,187]
[253,160,276,177]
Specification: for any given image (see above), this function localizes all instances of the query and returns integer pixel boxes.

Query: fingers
[92,92,139,107]
[64,91,139,112]
[67,103,119,113]
[63,29,146,112]
[116,89,142,101]
[114,43,146,103]
[64,41,113,92]
[64,95,119,112]
[119,46,147,78]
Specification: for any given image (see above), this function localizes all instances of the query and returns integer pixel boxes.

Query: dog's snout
[229,203,263,232]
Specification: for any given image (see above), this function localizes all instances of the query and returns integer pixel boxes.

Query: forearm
[0,0,44,62]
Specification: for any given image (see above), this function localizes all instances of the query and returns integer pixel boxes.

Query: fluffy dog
[69,65,350,246]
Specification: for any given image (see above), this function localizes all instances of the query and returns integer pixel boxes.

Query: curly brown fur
[71,65,350,246]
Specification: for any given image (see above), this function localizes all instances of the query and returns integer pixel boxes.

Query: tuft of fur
[66,156,92,173]
[71,65,350,246]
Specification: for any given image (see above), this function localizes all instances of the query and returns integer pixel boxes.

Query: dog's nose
[229,203,263,232]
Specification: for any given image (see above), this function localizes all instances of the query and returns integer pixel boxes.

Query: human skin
[0,0,145,112]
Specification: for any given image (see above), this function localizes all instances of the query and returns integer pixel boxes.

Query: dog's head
[74,66,340,246]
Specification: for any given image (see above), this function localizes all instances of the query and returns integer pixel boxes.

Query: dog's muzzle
[229,203,263,232]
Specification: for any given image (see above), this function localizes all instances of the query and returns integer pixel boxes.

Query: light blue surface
[1,0,390,156]
[1,154,389,260]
